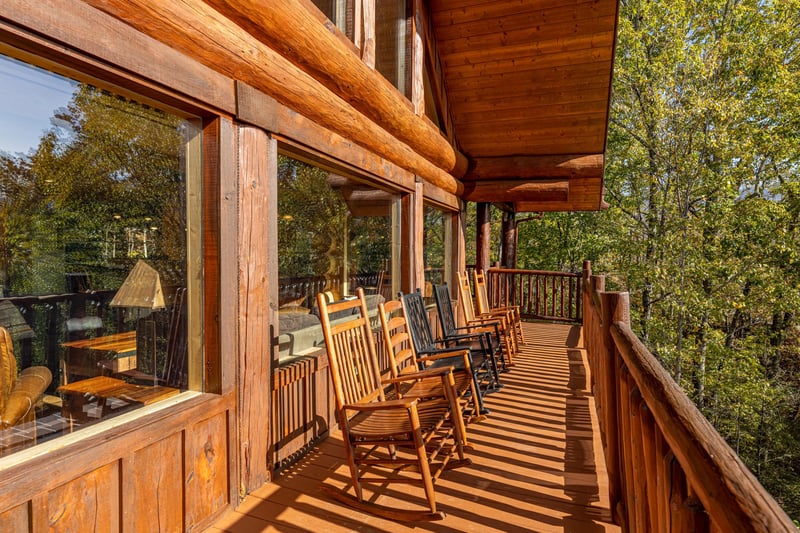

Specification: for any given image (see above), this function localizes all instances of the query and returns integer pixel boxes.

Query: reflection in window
[310,0,350,37]
[375,0,408,95]
[423,205,448,302]
[277,155,398,360]
[0,54,198,456]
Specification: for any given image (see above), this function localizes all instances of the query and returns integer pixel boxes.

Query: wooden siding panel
[186,412,229,526]
[47,462,119,533]
[0,502,28,532]
[125,433,184,533]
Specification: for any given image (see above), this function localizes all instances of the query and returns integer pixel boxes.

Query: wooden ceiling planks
[429,0,618,211]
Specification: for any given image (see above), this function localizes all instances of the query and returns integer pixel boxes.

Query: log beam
[464,154,604,181]
[84,0,462,195]
[205,0,457,174]
[462,179,569,203]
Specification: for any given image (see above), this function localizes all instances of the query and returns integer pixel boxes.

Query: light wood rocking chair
[474,269,526,346]
[378,298,483,442]
[456,271,518,365]
[317,288,471,521]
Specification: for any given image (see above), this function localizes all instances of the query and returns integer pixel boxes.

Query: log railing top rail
[582,260,796,533]
[610,322,795,532]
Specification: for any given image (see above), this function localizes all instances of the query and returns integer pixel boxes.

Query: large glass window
[0,54,199,456]
[277,155,398,360]
[423,205,450,302]
[375,0,408,95]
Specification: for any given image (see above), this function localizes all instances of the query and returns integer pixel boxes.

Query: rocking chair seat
[347,398,451,438]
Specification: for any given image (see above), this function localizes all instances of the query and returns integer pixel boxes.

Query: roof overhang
[429,0,619,212]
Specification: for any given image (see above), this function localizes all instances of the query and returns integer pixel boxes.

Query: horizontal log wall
[0,393,234,532]
[581,262,796,532]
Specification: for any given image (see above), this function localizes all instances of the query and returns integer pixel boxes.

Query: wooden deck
[208,322,619,532]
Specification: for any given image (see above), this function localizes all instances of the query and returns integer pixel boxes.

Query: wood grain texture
[186,411,229,526]
[1,0,235,114]
[83,0,462,195]
[427,0,617,208]
[610,322,797,532]
[205,0,457,173]
[124,433,184,533]
[47,462,119,533]
[237,126,272,494]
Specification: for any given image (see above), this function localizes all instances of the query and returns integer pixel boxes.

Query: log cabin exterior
[0,1,793,531]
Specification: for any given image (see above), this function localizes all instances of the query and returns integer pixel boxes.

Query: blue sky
[0,55,77,156]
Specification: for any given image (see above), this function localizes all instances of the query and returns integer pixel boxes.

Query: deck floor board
[209,322,620,532]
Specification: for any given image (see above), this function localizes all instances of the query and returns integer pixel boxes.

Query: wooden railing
[487,267,581,323]
[581,262,796,532]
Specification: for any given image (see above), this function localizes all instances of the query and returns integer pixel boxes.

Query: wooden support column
[237,125,274,494]
[600,290,629,525]
[476,202,491,273]
[401,182,424,293]
[451,201,467,284]
[501,211,517,269]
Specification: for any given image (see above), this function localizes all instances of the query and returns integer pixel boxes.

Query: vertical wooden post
[401,181,424,293]
[411,0,425,115]
[451,200,467,287]
[476,202,491,272]
[640,404,661,532]
[500,211,517,268]
[600,290,629,524]
[630,387,649,532]
[236,125,273,495]
[360,0,375,68]
[618,367,633,529]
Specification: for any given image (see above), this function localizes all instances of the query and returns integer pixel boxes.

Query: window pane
[0,55,198,455]
[375,0,408,94]
[310,0,349,36]
[423,205,448,302]
[277,155,398,360]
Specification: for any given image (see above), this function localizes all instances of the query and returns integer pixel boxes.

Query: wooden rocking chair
[455,272,518,365]
[378,298,484,440]
[317,288,470,521]
[474,269,526,346]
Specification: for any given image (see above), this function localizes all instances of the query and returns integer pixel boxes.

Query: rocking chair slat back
[317,294,384,409]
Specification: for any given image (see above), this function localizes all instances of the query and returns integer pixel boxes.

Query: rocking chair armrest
[416,345,471,358]
[454,324,496,336]
[417,349,471,365]
[344,398,418,412]
[477,309,510,320]
[382,366,453,384]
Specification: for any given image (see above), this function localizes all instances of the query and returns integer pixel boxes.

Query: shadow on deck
[208,322,620,532]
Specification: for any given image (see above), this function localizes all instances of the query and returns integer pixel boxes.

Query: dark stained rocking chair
[400,290,498,413]
[378,298,484,440]
[433,283,509,375]
[317,288,470,521]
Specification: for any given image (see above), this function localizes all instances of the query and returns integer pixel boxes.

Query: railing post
[600,290,629,526]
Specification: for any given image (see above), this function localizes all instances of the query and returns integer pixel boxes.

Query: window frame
[0,41,221,454]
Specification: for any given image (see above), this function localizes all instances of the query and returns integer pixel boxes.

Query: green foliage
[508,0,800,519]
